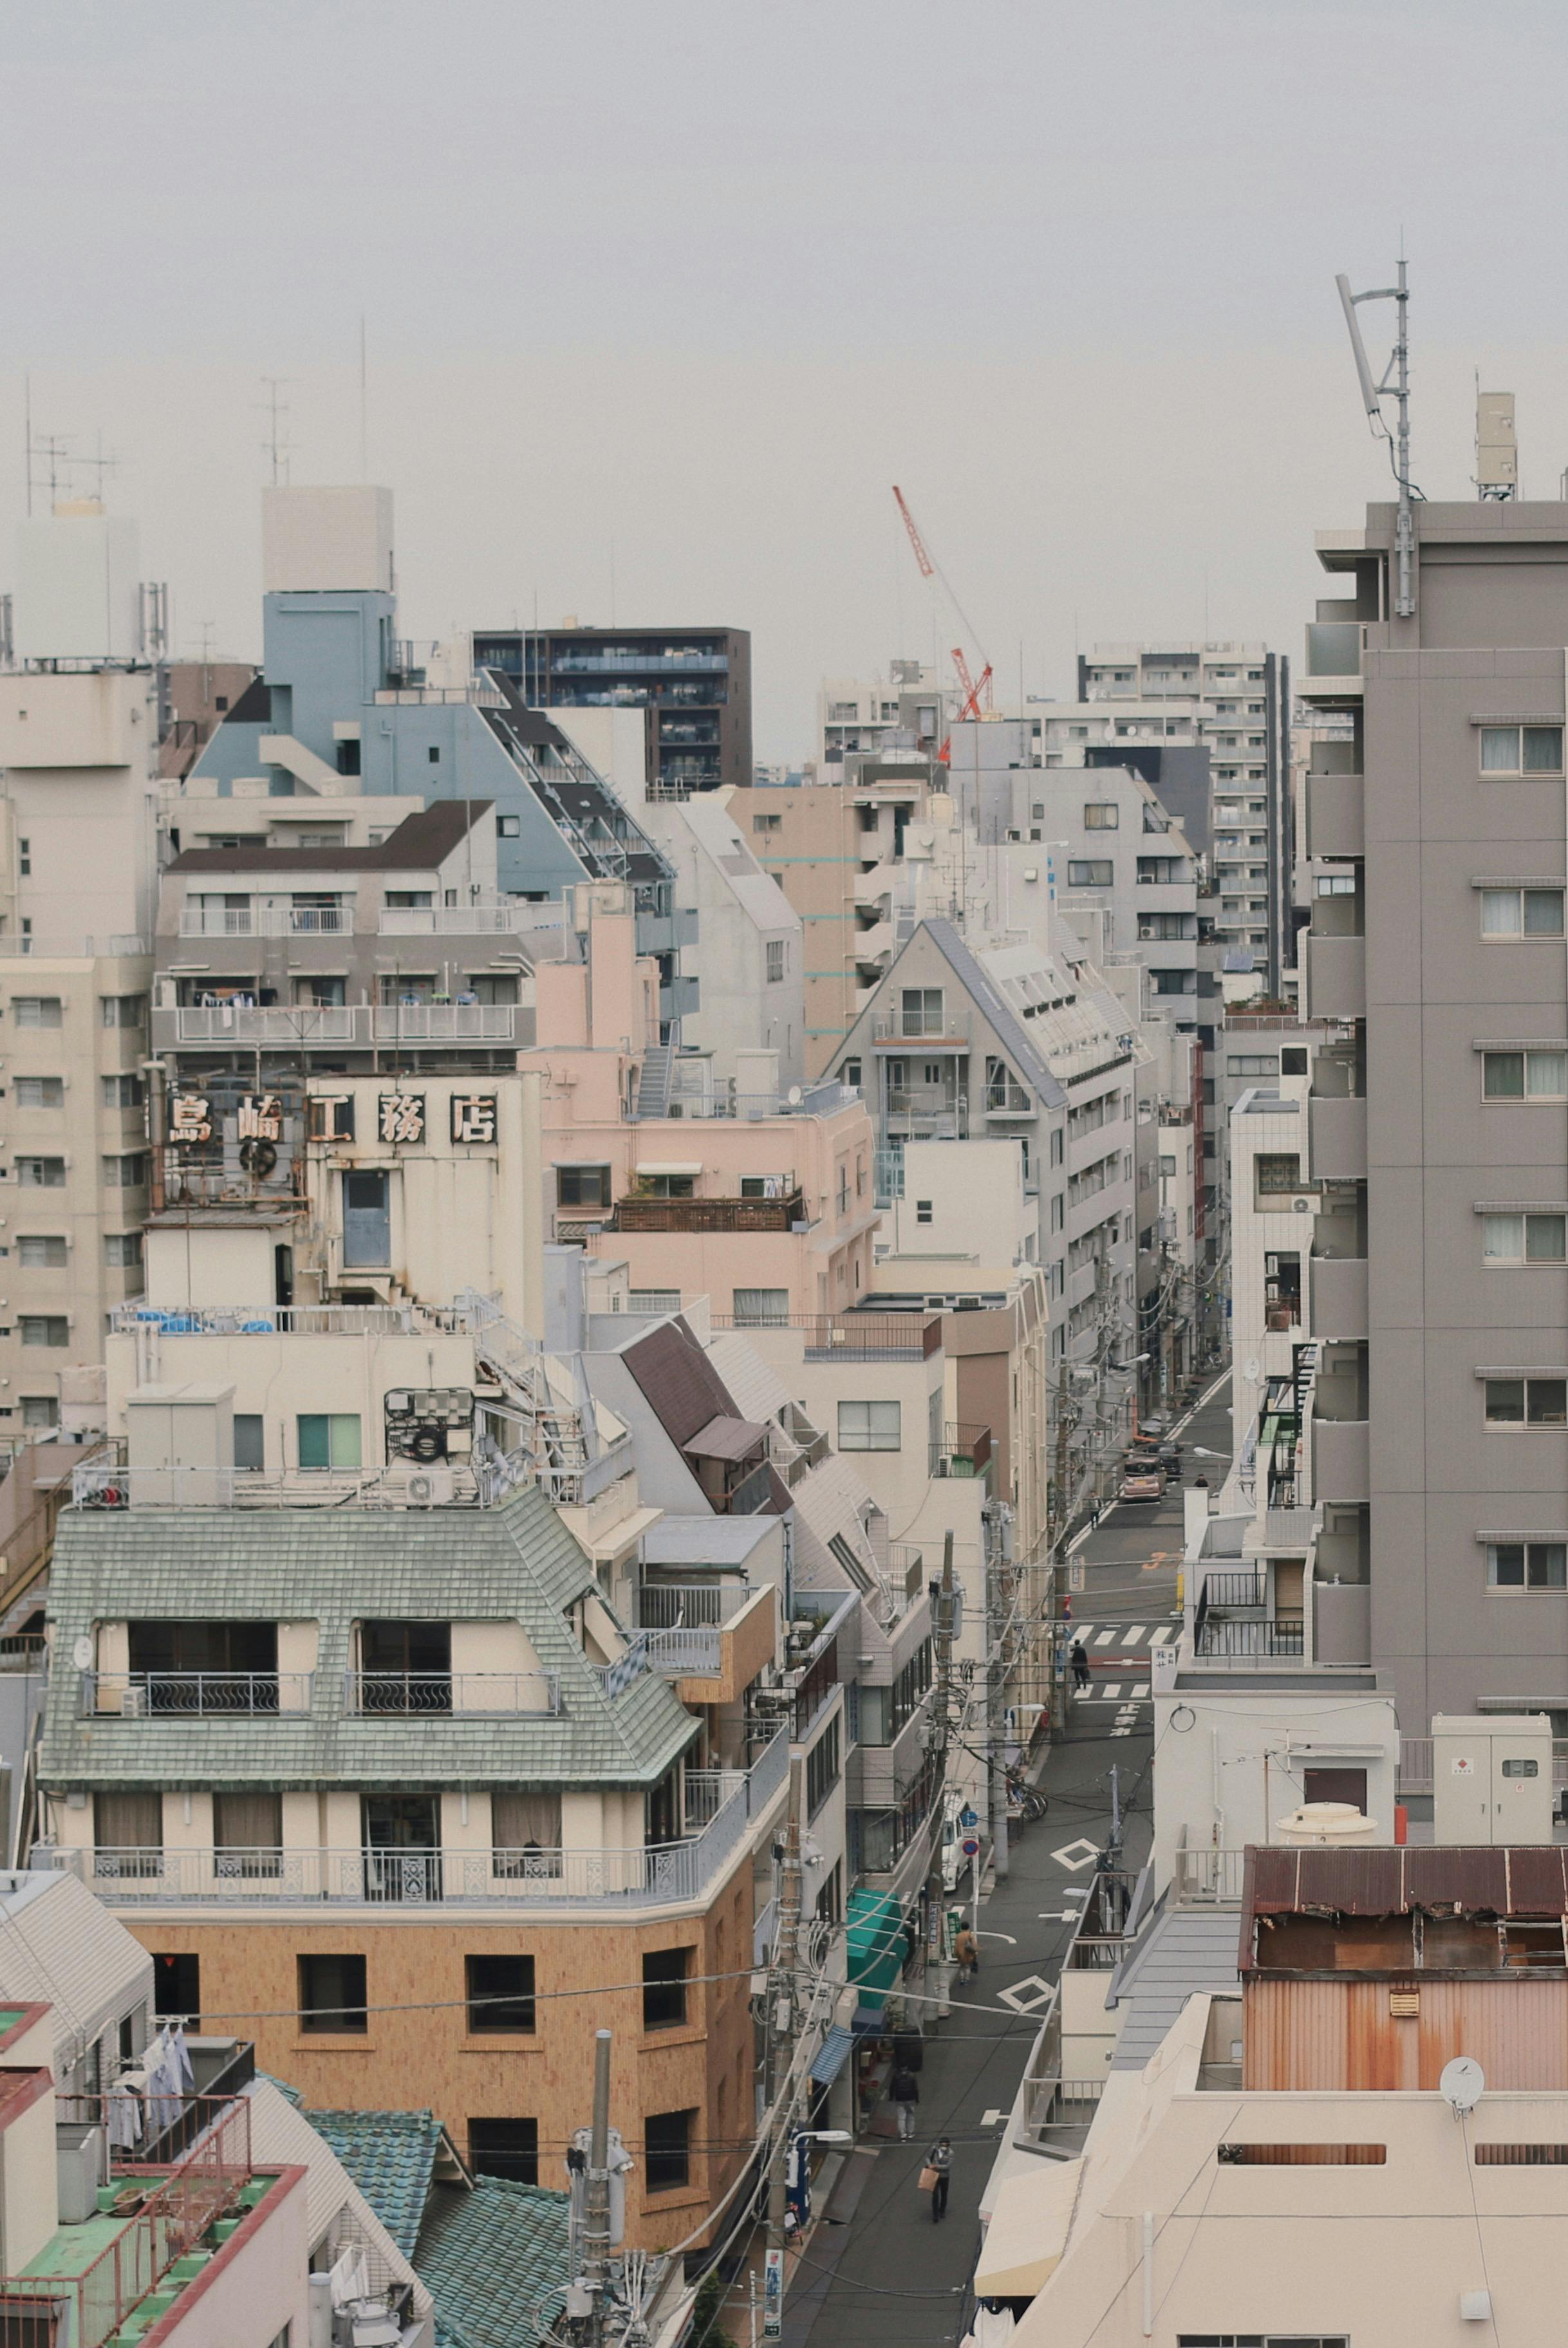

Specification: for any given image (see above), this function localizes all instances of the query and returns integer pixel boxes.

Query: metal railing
[343,1670,562,1716]
[70,1453,534,1513]
[369,1003,516,1042]
[1173,1842,1248,1904]
[83,1671,312,1717]
[872,1011,969,1043]
[628,1289,683,1314]
[79,1728,790,1910]
[177,907,350,937]
[635,1582,758,1631]
[613,1191,805,1234]
[378,902,536,935]
[1201,1570,1265,1610]
[930,1422,993,1478]
[1195,1619,1303,1659]
[111,1302,418,1337]
[171,1004,357,1045]
[709,1311,941,1359]
[1061,1868,1144,1970]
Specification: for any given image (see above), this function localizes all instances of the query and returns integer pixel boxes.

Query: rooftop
[164,799,490,875]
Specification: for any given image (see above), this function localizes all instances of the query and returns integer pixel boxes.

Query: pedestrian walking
[924,2136,953,2222]
[889,2062,920,2139]
[1070,1639,1090,1693]
[953,1924,978,1982]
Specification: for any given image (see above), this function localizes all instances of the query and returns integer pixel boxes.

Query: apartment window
[234,1414,265,1470]
[1481,886,1564,937]
[1480,723,1563,774]
[1068,859,1113,886]
[557,1164,612,1209]
[95,1791,161,1874]
[1050,1128,1064,1166]
[1228,1054,1278,1076]
[838,1399,900,1452]
[900,987,944,1037]
[843,1058,861,1089]
[1083,803,1119,830]
[100,996,147,1029]
[298,1953,367,2035]
[101,1073,145,1108]
[153,1952,200,2020]
[105,1232,143,1269]
[644,2108,693,2194]
[467,2118,538,2185]
[214,1792,282,1875]
[19,1317,68,1346]
[807,1715,841,1817]
[1482,1213,1566,1264]
[11,998,61,1028]
[14,1077,62,1108]
[764,938,787,985]
[17,839,28,877]
[753,814,781,834]
[916,1199,933,1225]
[1488,1542,1567,1590]
[733,1288,789,1326]
[466,1953,536,2034]
[1255,1154,1303,1194]
[1482,1048,1568,1100]
[642,1947,692,2031]
[1485,1377,1568,1426]
[17,1236,66,1268]
[1280,1048,1309,1075]
[1050,1192,1064,1231]
[496,814,521,838]
[297,1413,362,1470]
[20,1396,57,1429]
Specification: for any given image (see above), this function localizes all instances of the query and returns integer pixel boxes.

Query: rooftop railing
[377,902,537,935]
[709,1311,941,1359]
[83,1671,313,1717]
[635,1581,757,1631]
[612,1191,805,1234]
[177,907,350,937]
[111,1303,420,1337]
[70,1451,532,1513]
[343,1670,562,1717]
[0,933,145,959]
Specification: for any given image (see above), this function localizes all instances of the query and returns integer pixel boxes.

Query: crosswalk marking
[1101,1682,1121,1699]
[1093,1628,1116,1646]
[1149,1625,1174,1645]
[1123,1623,1146,1643]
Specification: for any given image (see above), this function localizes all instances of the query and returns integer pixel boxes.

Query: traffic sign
[763,2247,784,2338]
[960,1806,978,1829]
[962,1834,980,1858]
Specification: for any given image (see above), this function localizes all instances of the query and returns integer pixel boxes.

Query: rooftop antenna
[79,434,120,503]
[33,433,74,511]
[259,377,292,487]
[1335,254,1418,619]
[1475,382,1518,501]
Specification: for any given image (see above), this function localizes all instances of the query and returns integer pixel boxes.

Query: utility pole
[922,1532,958,2007]
[582,2028,613,2348]
[985,1517,1009,1881]
[765,1756,805,2271]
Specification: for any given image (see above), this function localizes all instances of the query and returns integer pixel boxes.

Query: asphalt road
[794,1368,1233,2348]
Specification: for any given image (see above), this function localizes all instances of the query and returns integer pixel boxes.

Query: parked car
[1117,1463,1165,1503]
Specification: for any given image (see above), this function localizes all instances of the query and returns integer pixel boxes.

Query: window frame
[465,1952,537,2035]
[297,1412,363,1471]
[1480,886,1565,939]
[1479,723,1564,776]
[837,1399,900,1453]
[641,1946,692,2032]
[1484,1376,1568,1428]
[297,1952,368,2036]
[1481,1212,1567,1265]
[643,2107,695,2195]
[1482,1048,1568,1102]
[1486,1540,1568,1592]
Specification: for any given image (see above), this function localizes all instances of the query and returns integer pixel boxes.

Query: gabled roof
[307,2107,453,2259]
[41,1482,698,1790]
[165,801,491,875]
[248,2082,429,2314]
[911,920,1069,1111]
[418,2177,573,2348]
[1106,1902,1240,2070]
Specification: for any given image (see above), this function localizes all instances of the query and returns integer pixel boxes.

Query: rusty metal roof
[1240,1845,1568,1969]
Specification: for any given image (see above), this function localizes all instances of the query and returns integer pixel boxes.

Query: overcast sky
[4,0,1567,757]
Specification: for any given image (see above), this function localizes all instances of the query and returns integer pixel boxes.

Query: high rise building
[474,623,752,798]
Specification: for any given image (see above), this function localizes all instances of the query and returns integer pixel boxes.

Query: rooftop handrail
[83,1670,312,1717]
[110,1302,419,1337]
[343,1669,562,1716]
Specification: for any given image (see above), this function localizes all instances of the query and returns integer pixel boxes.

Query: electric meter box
[1432,1713,1552,1845]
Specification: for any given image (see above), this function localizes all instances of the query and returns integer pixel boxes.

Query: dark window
[214,1792,282,1874]
[807,1715,841,1818]
[343,1169,391,1265]
[153,1952,200,2020]
[1280,1047,1309,1075]
[468,2116,538,2184]
[335,739,362,776]
[557,1164,611,1209]
[1303,1767,1367,1809]
[644,2107,693,2193]
[234,1414,265,1471]
[467,1953,536,2034]
[1486,1377,1568,1427]
[642,1947,691,2031]
[298,1953,367,2035]
[427,745,441,764]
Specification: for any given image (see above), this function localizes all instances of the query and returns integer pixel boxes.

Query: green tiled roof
[418,2177,571,2347]
[41,1484,698,1791]
[308,2107,442,2260]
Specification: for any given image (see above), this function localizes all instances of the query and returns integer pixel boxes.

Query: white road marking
[982,2109,1005,2127]
[1093,1628,1116,1646]
[997,1975,1056,2015]
[1101,1682,1122,1699]
[1112,1726,1134,1738]
[1050,1837,1101,1872]
[1133,1682,1150,1698]
[1149,1626,1174,1645]
[978,1931,1017,1944]
[1123,1624,1147,1644]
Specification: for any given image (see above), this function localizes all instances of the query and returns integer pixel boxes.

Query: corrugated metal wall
[1243,1975,1568,2091]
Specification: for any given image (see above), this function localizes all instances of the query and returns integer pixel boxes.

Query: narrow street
[792,1372,1232,2348]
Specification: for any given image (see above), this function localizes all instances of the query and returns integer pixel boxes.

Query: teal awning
[846,1887,905,2011]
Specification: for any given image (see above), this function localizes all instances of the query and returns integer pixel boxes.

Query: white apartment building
[636,788,805,1088]
[816,660,953,769]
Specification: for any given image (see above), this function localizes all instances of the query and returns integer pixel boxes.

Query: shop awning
[846,1887,905,2013]
[973,2161,1083,2300]
[809,2026,854,2087]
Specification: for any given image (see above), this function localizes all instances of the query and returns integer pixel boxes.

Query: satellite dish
[787,1086,803,1106]
[71,1635,93,1673]
[1440,2056,1486,2115]
[1242,1358,1260,1385]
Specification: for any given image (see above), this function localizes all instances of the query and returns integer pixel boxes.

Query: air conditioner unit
[406,1468,456,1507]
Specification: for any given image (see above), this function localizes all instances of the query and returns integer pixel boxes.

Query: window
[753,814,782,834]
[1068,859,1113,886]
[1280,1048,1309,1076]
[19,1316,68,1346]
[20,1395,57,1429]
[765,939,786,983]
[466,1953,536,2034]
[644,2108,693,2194]
[492,1789,563,1876]
[17,839,29,877]
[642,1947,692,2030]
[1227,1054,1278,1077]
[1482,1048,1568,1100]
[11,998,62,1029]
[733,1288,789,1327]
[14,1077,62,1108]
[1480,723,1563,774]
[298,1953,367,2035]
[17,1236,66,1268]
[1050,1191,1065,1231]
[916,1198,933,1225]
[297,1413,362,1470]
[557,1164,612,1209]
[807,1715,841,1817]
[234,1414,265,1470]
[838,1400,900,1452]
[467,2117,538,2184]
[1485,1377,1568,1426]
[427,744,441,763]
[1482,1213,1566,1263]
[214,1792,282,1875]
[336,738,362,777]
[843,1058,861,1089]
[95,1791,161,1874]
[1050,1127,1064,1166]
[100,996,147,1029]
[1255,1154,1302,1193]
[103,1154,149,1188]
[1488,1542,1567,1589]
[496,814,520,839]
[342,1169,391,1263]
[153,1952,200,2020]
[899,987,944,1037]
[1481,886,1564,937]
[105,1232,143,1269]
[101,1073,145,1108]
[1475,2143,1568,2163]
[1215,2145,1385,2166]
[1083,802,1119,829]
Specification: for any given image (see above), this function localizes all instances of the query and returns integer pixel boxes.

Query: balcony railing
[378,902,537,935]
[111,1302,419,1337]
[1171,1841,1248,1904]
[930,1422,992,1478]
[612,1191,805,1234]
[163,1003,518,1047]
[1195,1619,1303,1659]
[709,1311,941,1359]
[872,1012,969,1045]
[1200,1570,1265,1610]
[83,1671,312,1717]
[369,1003,516,1042]
[343,1670,562,1716]
[635,1582,757,1630]
[550,651,729,674]
[178,907,350,937]
[70,1451,534,1513]
[77,1727,790,1910]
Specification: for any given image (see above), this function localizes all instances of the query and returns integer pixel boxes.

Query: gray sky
[4,0,1568,756]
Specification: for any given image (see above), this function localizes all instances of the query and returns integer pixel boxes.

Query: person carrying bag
[920,2136,953,2221]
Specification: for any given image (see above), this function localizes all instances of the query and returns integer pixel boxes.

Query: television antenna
[1335,256,1419,619]
[1439,2055,1485,2117]
[259,377,292,487]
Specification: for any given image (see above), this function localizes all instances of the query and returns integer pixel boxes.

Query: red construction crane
[892,484,935,579]
[890,485,993,758]
[937,646,994,765]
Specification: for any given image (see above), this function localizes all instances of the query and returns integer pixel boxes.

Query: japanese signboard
[377,1093,426,1145]
[450,1093,498,1144]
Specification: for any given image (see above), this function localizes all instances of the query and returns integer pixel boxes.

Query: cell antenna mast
[1336,258,1416,619]
[259,377,292,487]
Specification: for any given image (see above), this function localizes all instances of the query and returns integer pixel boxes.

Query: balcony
[872,1011,969,1048]
[550,651,729,675]
[1302,931,1365,1021]
[930,1422,992,1479]
[342,1670,561,1716]
[611,1189,805,1234]
[710,1311,940,1360]
[76,1726,790,1910]
[377,902,539,935]
[178,907,351,938]
[111,1303,420,1337]
[1305,769,1365,859]
[369,1004,516,1043]
[1307,1092,1367,1182]
[164,1004,357,1047]
[1300,620,1364,699]
[1312,1414,1370,1504]
[1311,1253,1368,1341]
[84,1671,313,1716]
